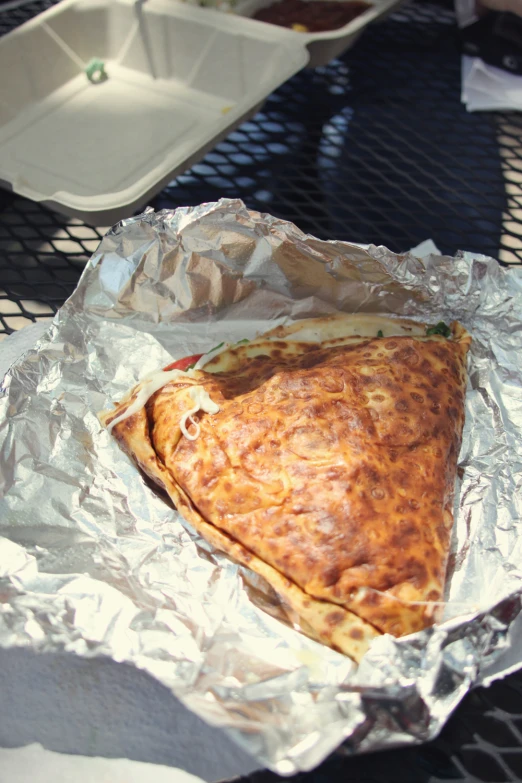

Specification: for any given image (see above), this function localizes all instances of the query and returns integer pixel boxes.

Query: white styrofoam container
[0,0,308,225]
[232,0,404,68]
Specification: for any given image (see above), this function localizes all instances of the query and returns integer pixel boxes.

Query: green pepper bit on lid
[85,58,108,84]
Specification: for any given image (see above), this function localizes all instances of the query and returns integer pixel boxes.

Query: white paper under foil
[0,199,521,775]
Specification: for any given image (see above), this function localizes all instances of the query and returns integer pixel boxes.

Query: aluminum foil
[1,198,521,775]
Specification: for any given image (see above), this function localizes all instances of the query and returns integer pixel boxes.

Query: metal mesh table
[1,0,522,342]
[1,0,522,779]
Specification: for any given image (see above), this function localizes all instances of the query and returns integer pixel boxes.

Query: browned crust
[101,403,379,662]
[100,315,470,662]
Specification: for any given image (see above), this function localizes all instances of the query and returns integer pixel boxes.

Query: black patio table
[1,0,521,780]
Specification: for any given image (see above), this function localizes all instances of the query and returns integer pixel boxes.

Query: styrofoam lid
[0,0,308,221]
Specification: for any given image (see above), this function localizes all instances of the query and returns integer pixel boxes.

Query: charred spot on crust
[395,345,420,366]
[391,520,421,545]
[325,611,345,626]
[359,590,380,607]
[322,566,340,587]
[405,558,428,588]
[122,413,138,431]
[299,352,328,369]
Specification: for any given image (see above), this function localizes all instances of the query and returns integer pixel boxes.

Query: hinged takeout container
[0,0,307,225]
[0,0,402,224]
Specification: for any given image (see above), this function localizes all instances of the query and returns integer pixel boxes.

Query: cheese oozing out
[179,386,220,441]
[106,368,220,436]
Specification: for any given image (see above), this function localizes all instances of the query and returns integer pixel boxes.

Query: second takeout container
[232,0,403,69]
[0,0,307,225]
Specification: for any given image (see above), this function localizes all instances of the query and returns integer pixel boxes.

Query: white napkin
[0,744,206,783]
[462,54,522,112]
[408,238,442,258]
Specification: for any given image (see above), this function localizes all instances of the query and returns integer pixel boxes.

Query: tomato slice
[163,354,203,373]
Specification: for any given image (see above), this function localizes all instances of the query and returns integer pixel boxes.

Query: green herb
[186,363,196,370]
[236,338,250,345]
[377,329,384,338]
[426,321,451,338]
[208,342,224,354]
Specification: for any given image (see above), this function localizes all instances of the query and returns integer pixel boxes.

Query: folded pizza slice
[99,314,471,662]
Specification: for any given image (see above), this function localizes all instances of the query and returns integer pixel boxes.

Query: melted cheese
[106,369,195,433]
[106,368,220,439]
[179,386,220,441]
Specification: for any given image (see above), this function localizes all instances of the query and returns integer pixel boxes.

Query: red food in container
[253,0,371,33]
